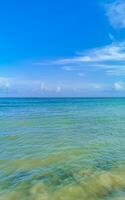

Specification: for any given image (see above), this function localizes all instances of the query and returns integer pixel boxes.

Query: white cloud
[58,42,125,82]
[40,81,106,93]
[40,82,47,92]
[40,81,62,93]
[114,81,125,90]
[0,76,111,96]
[32,41,125,79]
[105,0,125,28]
[56,42,125,77]
[33,42,125,74]
[0,77,11,89]
[56,42,125,65]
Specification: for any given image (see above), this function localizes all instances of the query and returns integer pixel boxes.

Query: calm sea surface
[1,98,125,199]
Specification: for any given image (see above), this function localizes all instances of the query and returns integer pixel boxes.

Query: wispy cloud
[0,76,119,97]
[58,42,125,77]
[56,42,125,64]
[105,0,125,29]
[0,77,64,96]
[0,77,11,89]
[33,42,125,78]
[114,81,125,90]
[40,82,62,93]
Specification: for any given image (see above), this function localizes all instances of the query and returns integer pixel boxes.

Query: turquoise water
[1,98,125,199]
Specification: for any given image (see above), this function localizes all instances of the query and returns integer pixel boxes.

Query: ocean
[1,98,125,199]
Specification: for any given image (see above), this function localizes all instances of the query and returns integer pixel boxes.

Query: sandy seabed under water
[1,156,125,200]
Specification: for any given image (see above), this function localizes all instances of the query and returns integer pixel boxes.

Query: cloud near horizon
[0,75,123,97]
[114,81,125,90]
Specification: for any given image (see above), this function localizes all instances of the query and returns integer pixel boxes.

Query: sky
[1,0,125,97]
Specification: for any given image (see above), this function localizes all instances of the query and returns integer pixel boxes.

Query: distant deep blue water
[1,98,125,200]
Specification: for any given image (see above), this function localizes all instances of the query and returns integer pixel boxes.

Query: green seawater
[1,98,125,199]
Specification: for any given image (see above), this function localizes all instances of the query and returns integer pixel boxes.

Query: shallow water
[1,98,125,199]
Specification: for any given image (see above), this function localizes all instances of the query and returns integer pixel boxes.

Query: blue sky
[1,0,125,97]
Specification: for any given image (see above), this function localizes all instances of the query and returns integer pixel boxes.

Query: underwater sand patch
[0,136,18,141]
[2,167,125,200]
